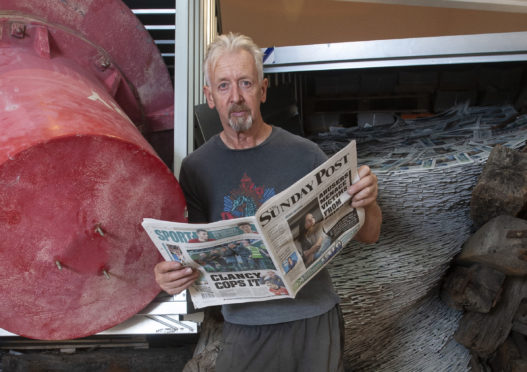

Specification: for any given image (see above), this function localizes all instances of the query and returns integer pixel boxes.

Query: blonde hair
[203,32,263,86]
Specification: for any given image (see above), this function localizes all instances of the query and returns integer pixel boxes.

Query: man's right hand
[154,261,200,295]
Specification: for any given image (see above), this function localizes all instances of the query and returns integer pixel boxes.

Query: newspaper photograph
[142,140,365,308]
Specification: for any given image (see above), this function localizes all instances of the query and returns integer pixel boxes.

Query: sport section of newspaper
[142,140,364,309]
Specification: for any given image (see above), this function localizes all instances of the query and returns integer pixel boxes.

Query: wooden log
[441,263,505,313]
[512,360,527,372]
[511,331,527,359]
[510,333,527,372]
[457,215,527,276]
[489,336,521,372]
[454,276,527,357]
[183,306,224,372]
[512,300,527,336]
[469,353,492,372]
[470,145,527,229]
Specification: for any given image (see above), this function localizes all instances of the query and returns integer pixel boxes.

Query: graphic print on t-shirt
[222,173,275,220]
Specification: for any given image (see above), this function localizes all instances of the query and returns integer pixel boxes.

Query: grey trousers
[215,305,344,372]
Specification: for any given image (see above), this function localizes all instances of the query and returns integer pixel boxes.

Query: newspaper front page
[142,140,364,309]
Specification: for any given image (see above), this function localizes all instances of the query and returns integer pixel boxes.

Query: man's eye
[240,80,252,88]
[218,83,228,90]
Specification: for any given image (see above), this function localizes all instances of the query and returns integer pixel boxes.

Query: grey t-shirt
[179,126,340,325]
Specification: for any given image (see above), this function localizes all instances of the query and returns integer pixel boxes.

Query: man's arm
[347,165,382,243]
[153,161,205,295]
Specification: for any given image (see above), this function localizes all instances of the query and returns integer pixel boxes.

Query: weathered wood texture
[512,299,527,336]
[471,145,527,228]
[183,307,223,372]
[489,336,521,372]
[457,215,527,276]
[441,263,505,313]
[469,353,492,372]
[487,333,527,372]
[454,277,527,357]
[511,331,527,360]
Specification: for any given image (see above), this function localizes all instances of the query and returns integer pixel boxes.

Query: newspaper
[313,104,527,173]
[142,140,364,309]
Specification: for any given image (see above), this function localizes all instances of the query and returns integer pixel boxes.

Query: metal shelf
[263,31,527,73]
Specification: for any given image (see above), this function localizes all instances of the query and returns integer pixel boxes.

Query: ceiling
[123,0,527,78]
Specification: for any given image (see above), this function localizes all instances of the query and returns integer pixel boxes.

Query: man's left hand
[348,165,378,208]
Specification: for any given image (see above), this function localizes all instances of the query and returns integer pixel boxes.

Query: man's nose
[230,84,243,103]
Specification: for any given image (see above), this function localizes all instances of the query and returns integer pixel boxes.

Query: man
[188,228,215,243]
[208,247,227,270]
[154,32,382,372]
[263,277,289,296]
[190,252,211,272]
[238,222,258,234]
[231,239,255,270]
[241,239,271,270]
[167,244,184,263]
[259,270,286,289]
[219,244,240,271]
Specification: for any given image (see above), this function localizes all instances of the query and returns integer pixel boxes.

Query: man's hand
[348,165,378,209]
[348,165,382,243]
[154,261,200,295]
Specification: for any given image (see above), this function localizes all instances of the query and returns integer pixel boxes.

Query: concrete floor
[1,335,198,372]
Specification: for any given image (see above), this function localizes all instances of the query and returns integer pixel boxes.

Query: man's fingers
[348,174,377,197]
[352,185,377,204]
[154,261,200,295]
[348,165,378,208]
[162,271,200,295]
[357,165,371,177]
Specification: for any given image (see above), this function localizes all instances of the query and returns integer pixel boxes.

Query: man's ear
[204,85,215,109]
[260,77,269,103]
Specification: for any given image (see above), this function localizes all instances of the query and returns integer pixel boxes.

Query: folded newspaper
[142,140,364,309]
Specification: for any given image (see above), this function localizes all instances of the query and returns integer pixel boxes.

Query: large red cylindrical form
[0,1,185,340]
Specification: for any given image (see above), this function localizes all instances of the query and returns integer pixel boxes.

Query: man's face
[240,224,252,233]
[197,230,209,241]
[204,49,268,133]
